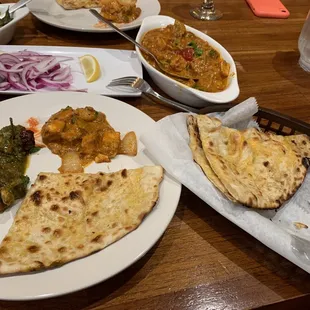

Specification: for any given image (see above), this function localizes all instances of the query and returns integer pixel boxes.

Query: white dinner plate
[0,92,181,300]
[27,0,161,33]
[0,45,142,96]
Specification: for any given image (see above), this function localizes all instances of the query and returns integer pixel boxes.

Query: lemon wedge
[79,55,101,83]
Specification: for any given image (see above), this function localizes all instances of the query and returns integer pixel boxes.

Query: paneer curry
[141,21,231,92]
[100,0,141,23]
[41,106,137,173]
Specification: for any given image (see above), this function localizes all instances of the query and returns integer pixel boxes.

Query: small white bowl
[136,15,240,107]
[0,4,29,45]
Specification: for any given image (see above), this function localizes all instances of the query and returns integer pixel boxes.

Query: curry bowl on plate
[135,15,239,107]
[0,4,29,45]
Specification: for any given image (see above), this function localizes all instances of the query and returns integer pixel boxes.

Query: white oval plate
[0,45,143,97]
[27,0,161,33]
[0,92,181,300]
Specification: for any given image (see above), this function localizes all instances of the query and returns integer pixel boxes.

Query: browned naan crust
[0,166,163,275]
[194,115,308,210]
[187,115,235,201]
[56,0,102,9]
[284,134,310,158]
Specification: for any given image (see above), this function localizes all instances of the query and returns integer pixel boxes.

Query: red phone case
[246,0,290,19]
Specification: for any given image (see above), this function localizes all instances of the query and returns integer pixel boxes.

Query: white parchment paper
[141,107,310,273]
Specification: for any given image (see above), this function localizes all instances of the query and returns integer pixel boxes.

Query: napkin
[141,98,310,274]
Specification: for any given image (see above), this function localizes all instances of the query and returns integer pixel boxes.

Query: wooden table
[0,0,310,309]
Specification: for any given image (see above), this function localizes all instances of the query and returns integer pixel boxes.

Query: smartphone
[246,0,290,19]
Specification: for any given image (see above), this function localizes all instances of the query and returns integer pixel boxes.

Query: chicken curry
[141,21,231,92]
[100,0,141,23]
[41,106,137,173]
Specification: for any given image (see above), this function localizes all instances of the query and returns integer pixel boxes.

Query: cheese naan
[0,166,163,274]
[56,0,102,9]
[194,115,309,209]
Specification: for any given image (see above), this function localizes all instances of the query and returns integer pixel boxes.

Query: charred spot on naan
[27,245,40,253]
[42,227,51,233]
[121,169,127,178]
[39,175,47,181]
[69,190,82,201]
[302,157,310,169]
[30,190,42,206]
[91,235,103,243]
[58,247,67,253]
[50,204,59,212]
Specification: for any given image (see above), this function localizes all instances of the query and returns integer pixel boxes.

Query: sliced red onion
[37,78,71,88]
[28,80,46,90]
[0,62,23,73]
[11,60,38,70]
[0,54,21,64]
[21,63,37,91]
[0,82,11,90]
[0,70,8,79]
[0,50,81,93]
[8,73,21,83]
[9,81,28,91]
[32,57,54,72]
[47,65,61,76]
[52,66,71,81]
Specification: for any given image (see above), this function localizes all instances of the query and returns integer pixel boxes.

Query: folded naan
[56,0,102,9]
[187,115,235,201]
[194,115,309,209]
[0,166,163,274]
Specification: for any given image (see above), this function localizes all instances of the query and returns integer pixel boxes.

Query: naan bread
[0,166,163,275]
[195,115,309,209]
[282,134,310,158]
[56,0,102,9]
[187,115,235,201]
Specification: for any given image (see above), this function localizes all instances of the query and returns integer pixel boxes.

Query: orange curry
[41,106,137,173]
[100,0,141,23]
[141,21,231,92]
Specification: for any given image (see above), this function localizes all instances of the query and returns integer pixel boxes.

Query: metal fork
[9,0,32,14]
[107,76,200,113]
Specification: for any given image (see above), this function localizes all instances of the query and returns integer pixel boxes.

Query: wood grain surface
[0,0,310,309]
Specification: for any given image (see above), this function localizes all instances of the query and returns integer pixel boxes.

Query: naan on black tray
[188,114,310,209]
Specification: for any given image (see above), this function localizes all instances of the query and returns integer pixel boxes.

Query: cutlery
[89,9,195,81]
[9,0,32,14]
[107,76,200,113]
[108,77,261,118]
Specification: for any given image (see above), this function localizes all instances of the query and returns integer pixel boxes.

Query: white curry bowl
[136,15,240,107]
[0,4,29,45]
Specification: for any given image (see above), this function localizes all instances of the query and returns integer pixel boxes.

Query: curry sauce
[100,0,141,23]
[141,20,231,92]
[41,106,137,173]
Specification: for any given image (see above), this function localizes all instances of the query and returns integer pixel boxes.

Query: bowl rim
[0,3,29,33]
[135,15,240,104]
